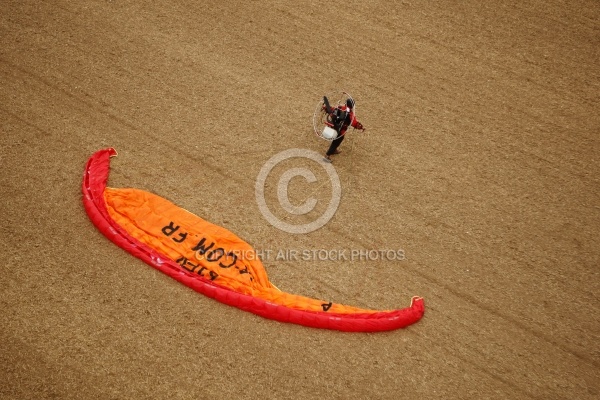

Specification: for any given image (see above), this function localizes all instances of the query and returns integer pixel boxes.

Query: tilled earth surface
[1,1,599,399]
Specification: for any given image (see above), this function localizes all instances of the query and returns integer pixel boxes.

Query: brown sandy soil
[1,1,599,399]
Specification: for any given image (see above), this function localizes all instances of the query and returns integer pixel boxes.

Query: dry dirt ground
[1,1,599,399]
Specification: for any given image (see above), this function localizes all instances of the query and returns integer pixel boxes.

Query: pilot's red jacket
[327,105,363,137]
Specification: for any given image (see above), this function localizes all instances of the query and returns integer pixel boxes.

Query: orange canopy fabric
[105,187,381,314]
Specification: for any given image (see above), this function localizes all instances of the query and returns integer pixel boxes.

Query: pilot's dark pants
[326,133,345,156]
